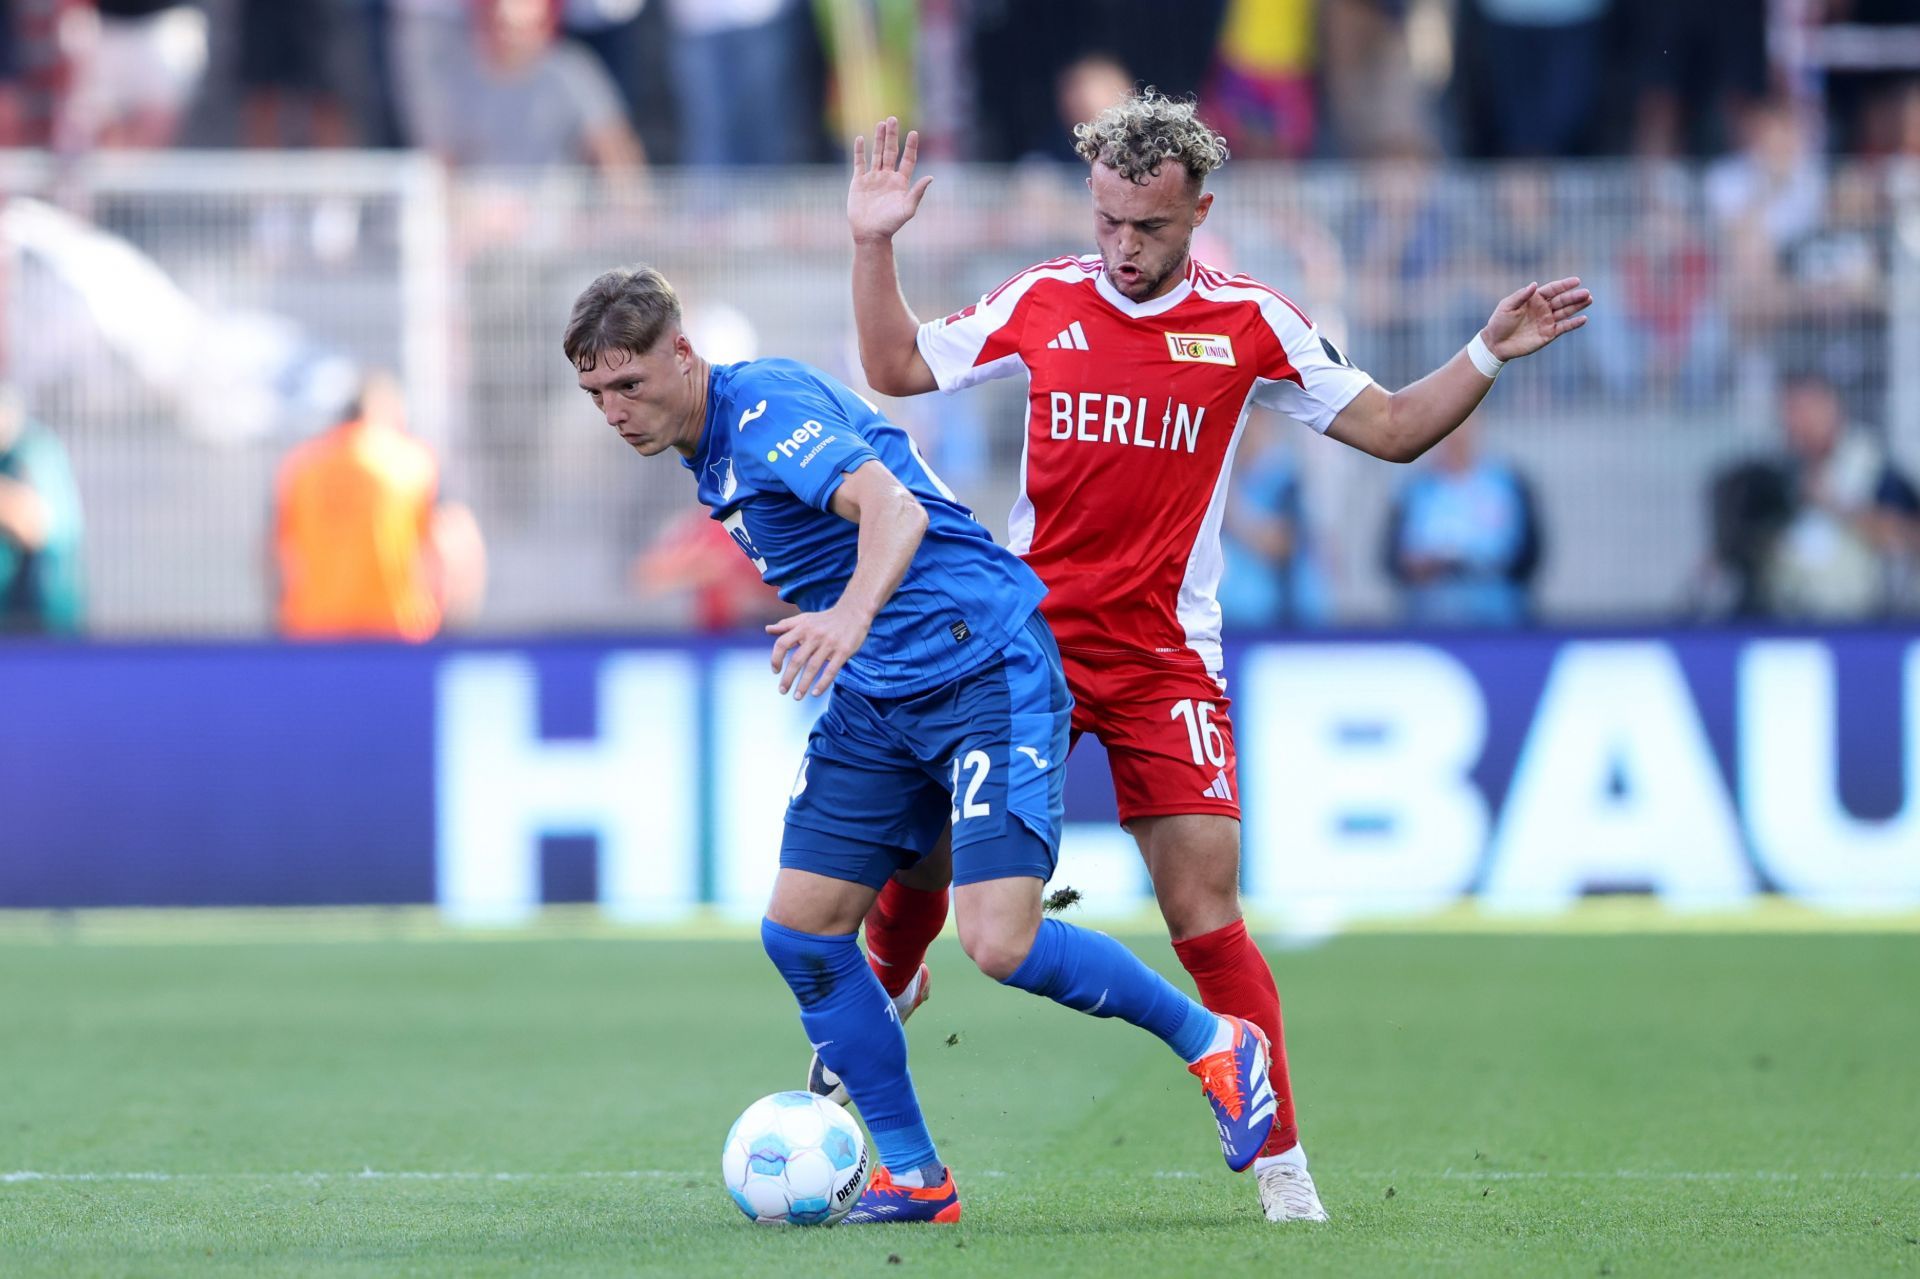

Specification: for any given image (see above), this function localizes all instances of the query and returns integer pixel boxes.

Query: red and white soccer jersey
[916,254,1376,820]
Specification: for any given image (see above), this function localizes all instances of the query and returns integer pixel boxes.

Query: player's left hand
[1481,277,1592,361]
[767,604,872,699]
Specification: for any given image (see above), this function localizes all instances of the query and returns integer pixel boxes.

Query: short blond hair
[564,266,682,371]
[1072,88,1229,187]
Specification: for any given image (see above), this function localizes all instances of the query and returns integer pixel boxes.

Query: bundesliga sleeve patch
[1165,332,1236,366]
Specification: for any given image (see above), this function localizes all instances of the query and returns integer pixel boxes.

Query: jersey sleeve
[732,374,882,512]
[1245,292,1377,434]
[914,260,1065,393]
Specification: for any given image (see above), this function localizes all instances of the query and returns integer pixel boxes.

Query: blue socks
[1001,917,1217,1063]
[761,918,940,1175]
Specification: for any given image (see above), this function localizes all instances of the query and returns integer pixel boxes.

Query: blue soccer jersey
[686,358,1047,698]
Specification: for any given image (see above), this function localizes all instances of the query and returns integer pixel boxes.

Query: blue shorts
[780,610,1071,889]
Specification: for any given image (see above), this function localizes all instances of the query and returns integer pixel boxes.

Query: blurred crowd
[3,2,1920,638]
[0,1,1919,166]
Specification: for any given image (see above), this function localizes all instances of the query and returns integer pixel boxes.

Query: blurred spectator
[237,0,358,149]
[0,0,26,145]
[388,0,467,151]
[631,507,786,631]
[1707,98,1826,267]
[1453,0,1608,158]
[666,0,817,166]
[1702,457,1794,619]
[408,0,644,172]
[1775,166,1888,413]
[1218,413,1332,628]
[1055,52,1132,151]
[0,384,84,636]
[1322,0,1434,158]
[274,372,485,641]
[1384,415,1542,626]
[1204,0,1315,160]
[58,0,209,150]
[1479,165,1563,282]
[562,0,648,127]
[1348,159,1481,389]
[1623,0,1767,158]
[965,0,1224,161]
[1588,172,1726,403]
[1821,3,1920,156]
[1756,371,1920,618]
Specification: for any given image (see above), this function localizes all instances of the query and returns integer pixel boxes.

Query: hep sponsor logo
[1048,391,1206,454]
[766,420,829,463]
[1166,332,1236,366]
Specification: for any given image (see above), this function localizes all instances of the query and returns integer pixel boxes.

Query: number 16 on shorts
[1171,699,1226,767]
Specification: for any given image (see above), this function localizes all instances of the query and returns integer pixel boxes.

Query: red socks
[863,879,950,998]
[1172,919,1299,1156]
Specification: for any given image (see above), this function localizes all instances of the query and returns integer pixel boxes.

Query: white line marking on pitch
[1,1170,704,1184]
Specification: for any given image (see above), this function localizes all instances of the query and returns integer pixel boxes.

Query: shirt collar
[682,363,731,474]
[1093,258,1196,319]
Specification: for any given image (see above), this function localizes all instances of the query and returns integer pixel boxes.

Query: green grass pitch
[2,926,1916,1276]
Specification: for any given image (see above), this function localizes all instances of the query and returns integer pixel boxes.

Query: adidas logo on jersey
[1046,321,1090,351]
[1202,769,1233,801]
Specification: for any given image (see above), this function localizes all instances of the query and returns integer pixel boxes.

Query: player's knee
[957,915,1036,982]
[1160,885,1243,943]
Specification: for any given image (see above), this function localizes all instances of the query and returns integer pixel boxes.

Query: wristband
[1466,332,1505,379]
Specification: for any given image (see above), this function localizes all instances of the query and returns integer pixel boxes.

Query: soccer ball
[721,1091,869,1226]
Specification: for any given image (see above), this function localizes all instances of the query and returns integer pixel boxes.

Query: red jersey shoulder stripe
[1195,270,1314,327]
[984,255,1094,305]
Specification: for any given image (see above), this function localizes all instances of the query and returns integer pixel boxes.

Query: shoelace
[1258,1166,1318,1212]
[1191,1041,1246,1120]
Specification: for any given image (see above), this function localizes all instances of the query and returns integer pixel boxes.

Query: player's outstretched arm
[1326,277,1592,464]
[767,459,928,699]
[849,117,939,397]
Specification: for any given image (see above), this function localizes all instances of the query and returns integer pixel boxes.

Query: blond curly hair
[1072,88,1230,187]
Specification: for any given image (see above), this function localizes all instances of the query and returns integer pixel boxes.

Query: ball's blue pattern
[823,1126,859,1171]
[728,1185,758,1220]
[787,1196,832,1225]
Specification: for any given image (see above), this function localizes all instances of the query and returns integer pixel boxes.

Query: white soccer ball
[721,1091,869,1226]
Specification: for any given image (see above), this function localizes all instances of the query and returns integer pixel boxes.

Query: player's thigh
[1076,655,1243,827]
[765,868,881,936]
[934,614,1072,889]
[781,691,952,899]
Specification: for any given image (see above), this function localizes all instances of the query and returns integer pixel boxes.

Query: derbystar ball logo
[1166,332,1236,366]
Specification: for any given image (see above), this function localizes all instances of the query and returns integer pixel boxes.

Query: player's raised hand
[767,603,873,700]
[1480,277,1593,361]
[849,116,933,245]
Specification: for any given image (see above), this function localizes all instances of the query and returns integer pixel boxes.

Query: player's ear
[1192,190,1214,227]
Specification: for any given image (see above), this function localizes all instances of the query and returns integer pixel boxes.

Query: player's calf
[807,961,932,1107]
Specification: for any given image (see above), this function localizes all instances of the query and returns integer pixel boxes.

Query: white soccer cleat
[807,962,932,1107]
[1257,1162,1330,1223]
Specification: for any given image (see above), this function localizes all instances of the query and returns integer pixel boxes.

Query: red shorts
[1058,645,1240,825]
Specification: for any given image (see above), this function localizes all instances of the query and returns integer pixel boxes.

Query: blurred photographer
[1759,370,1920,618]
[0,384,85,636]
